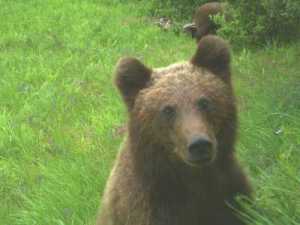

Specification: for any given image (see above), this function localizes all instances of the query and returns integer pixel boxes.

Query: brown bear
[96,35,252,225]
[183,2,227,41]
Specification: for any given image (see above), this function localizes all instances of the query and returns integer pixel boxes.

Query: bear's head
[115,35,236,167]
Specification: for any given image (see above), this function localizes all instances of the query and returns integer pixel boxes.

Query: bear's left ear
[114,57,152,109]
[191,35,231,81]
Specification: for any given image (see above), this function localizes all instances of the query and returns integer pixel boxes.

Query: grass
[0,0,299,225]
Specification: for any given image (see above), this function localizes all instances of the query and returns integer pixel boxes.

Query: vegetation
[148,0,300,45]
[217,0,300,46]
[0,0,299,225]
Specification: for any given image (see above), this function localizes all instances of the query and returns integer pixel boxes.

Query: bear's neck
[127,132,235,194]
[126,112,237,194]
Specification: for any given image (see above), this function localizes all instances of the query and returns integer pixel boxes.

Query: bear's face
[115,36,233,167]
[135,65,234,166]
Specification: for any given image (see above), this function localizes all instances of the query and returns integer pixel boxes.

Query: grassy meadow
[0,0,299,224]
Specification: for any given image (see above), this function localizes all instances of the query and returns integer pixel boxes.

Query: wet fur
[96,36,252,225]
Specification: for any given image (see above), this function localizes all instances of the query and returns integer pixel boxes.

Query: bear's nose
[188,137,213,162]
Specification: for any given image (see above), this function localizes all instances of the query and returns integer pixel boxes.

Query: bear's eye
[197,98,212,111]
[161,105,176,120]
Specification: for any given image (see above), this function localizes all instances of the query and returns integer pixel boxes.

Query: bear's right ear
[191,35,231,82]
[115,57,152,109]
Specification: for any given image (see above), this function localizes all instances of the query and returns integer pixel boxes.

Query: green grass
[0,1,299,225]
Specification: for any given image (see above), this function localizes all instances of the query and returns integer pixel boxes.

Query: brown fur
[183,2,227,41]
[96,35,252,225]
